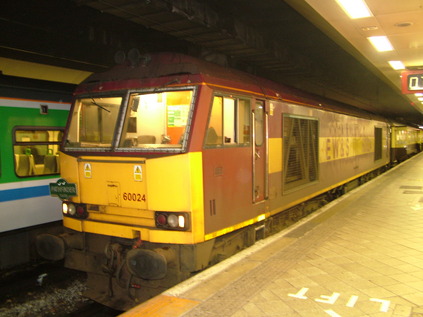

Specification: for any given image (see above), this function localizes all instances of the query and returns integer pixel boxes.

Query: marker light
[178,215,185,228]
[76,205,86,217]
[156,214,167,226]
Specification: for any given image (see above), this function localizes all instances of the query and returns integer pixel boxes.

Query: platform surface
[121,153,423,317]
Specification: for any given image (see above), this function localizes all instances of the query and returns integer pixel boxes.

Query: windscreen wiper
[91,98,111,113]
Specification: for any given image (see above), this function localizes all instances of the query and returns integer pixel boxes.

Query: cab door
[252,100,268,203]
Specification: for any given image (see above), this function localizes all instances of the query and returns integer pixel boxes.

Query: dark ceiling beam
[0,0,191,72]
[75,0,310,75]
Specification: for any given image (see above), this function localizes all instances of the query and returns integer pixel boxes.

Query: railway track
[0,262,120,317]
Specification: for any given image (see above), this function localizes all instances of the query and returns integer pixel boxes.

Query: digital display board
[402,70,423,94]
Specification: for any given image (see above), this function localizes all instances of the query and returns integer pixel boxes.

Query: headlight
[62,203,68,214]
[62,202,75,215]
[167,214,179,228]
[68,204,76,216]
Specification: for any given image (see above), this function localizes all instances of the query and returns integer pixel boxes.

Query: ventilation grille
[283,116,319,191]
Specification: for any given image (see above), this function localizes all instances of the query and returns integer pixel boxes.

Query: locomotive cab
[50,89,206,307]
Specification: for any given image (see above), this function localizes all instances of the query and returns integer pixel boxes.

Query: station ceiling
[1,0,423,126]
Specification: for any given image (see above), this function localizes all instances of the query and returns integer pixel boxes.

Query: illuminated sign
[402,70,423,94]
[407,74,423,90]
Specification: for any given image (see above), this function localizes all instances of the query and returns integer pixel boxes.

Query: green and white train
[0,75,73,269]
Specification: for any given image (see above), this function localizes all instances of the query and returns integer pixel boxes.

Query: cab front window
[119,90,193,150]
[66,96,122,148]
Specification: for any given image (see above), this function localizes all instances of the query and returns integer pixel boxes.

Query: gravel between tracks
[0,278,90,317]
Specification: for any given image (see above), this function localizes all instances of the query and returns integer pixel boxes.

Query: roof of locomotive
[81,52,263,91]
[80,52,387,122]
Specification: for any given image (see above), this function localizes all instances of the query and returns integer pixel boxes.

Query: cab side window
[205,95,250,147]
[13,127,63,177]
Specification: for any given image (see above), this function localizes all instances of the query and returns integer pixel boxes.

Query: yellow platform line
[119,295,200,317]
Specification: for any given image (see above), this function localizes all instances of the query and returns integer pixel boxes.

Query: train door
[252,100,268,203]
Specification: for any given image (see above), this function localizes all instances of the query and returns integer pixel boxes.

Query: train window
[13,127,63,177]
[374,127,383,161]
[120,90,193,149]
[66,96,122,148]
[206,96,223,145]
[283,115,319,191]
[255,101,264,146]
[205,95,250,147]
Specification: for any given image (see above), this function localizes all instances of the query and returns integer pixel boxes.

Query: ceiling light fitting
[367,36,394,52]
[388,61,405,70]
[335,0,373,19]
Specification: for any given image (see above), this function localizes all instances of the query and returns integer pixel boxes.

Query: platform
[121,153,423,317]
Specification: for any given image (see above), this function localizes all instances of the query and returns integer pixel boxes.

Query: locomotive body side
[202,95,390,239]
[37,53,394,309]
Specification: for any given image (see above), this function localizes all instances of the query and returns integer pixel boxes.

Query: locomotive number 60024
[122,192,145,202]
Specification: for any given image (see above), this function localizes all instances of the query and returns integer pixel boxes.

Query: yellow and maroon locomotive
[37,52,393,309]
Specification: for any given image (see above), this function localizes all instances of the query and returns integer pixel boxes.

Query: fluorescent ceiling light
[415,93,423,97]
[388,61,405,70]
[418,97,423,101]
[367,36,394,52]
[335,0,372,19]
